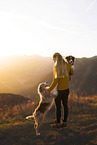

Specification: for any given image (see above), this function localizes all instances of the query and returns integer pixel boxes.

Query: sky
[0,0,97,58]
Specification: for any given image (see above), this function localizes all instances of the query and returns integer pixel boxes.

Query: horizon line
[0,54,97,59]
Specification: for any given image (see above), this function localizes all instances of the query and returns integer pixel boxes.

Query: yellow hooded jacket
[48,63,74,92]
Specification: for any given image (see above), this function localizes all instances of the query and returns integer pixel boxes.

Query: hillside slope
[70,56,97,96]
[0,55,97,98]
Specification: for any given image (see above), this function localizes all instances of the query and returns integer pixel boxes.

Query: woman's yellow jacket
[47,63,74,92]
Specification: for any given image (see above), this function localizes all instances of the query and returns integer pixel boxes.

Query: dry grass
[0,100,37,127]
[0,95,97,126]
[0,95,97,145]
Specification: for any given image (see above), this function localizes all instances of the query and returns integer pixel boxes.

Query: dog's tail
[26,114,34,120]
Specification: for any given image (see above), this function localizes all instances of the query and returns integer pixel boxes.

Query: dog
[65,55,75,81]
[26,82,56,135]
[65,55,75,65]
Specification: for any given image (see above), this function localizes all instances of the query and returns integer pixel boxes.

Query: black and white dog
[65,55,75,81]
[65,55,75,65]
[26,82,56,135]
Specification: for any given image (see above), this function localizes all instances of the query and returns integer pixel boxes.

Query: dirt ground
[0,118,97,145]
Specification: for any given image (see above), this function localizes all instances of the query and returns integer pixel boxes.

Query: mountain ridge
[0,55,97,98]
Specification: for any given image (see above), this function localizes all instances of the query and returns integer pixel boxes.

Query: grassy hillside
[0,95,97,145]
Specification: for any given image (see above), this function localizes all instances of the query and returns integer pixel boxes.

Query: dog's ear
[71,56,75,64]
[65,56,69,62]
[72,56,75,62]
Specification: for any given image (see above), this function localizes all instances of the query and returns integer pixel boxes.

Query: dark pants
[55,89,69,123]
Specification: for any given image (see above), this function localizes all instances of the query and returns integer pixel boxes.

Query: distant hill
[70,56,97,96]
[0,93,29,107]
[0,55,97,98]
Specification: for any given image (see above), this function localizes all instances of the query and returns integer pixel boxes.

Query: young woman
[47,52,74,129]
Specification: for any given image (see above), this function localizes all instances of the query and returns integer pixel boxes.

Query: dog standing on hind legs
[26,82,56,135]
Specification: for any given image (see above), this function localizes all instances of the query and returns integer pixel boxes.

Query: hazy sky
[0,0,97,58]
